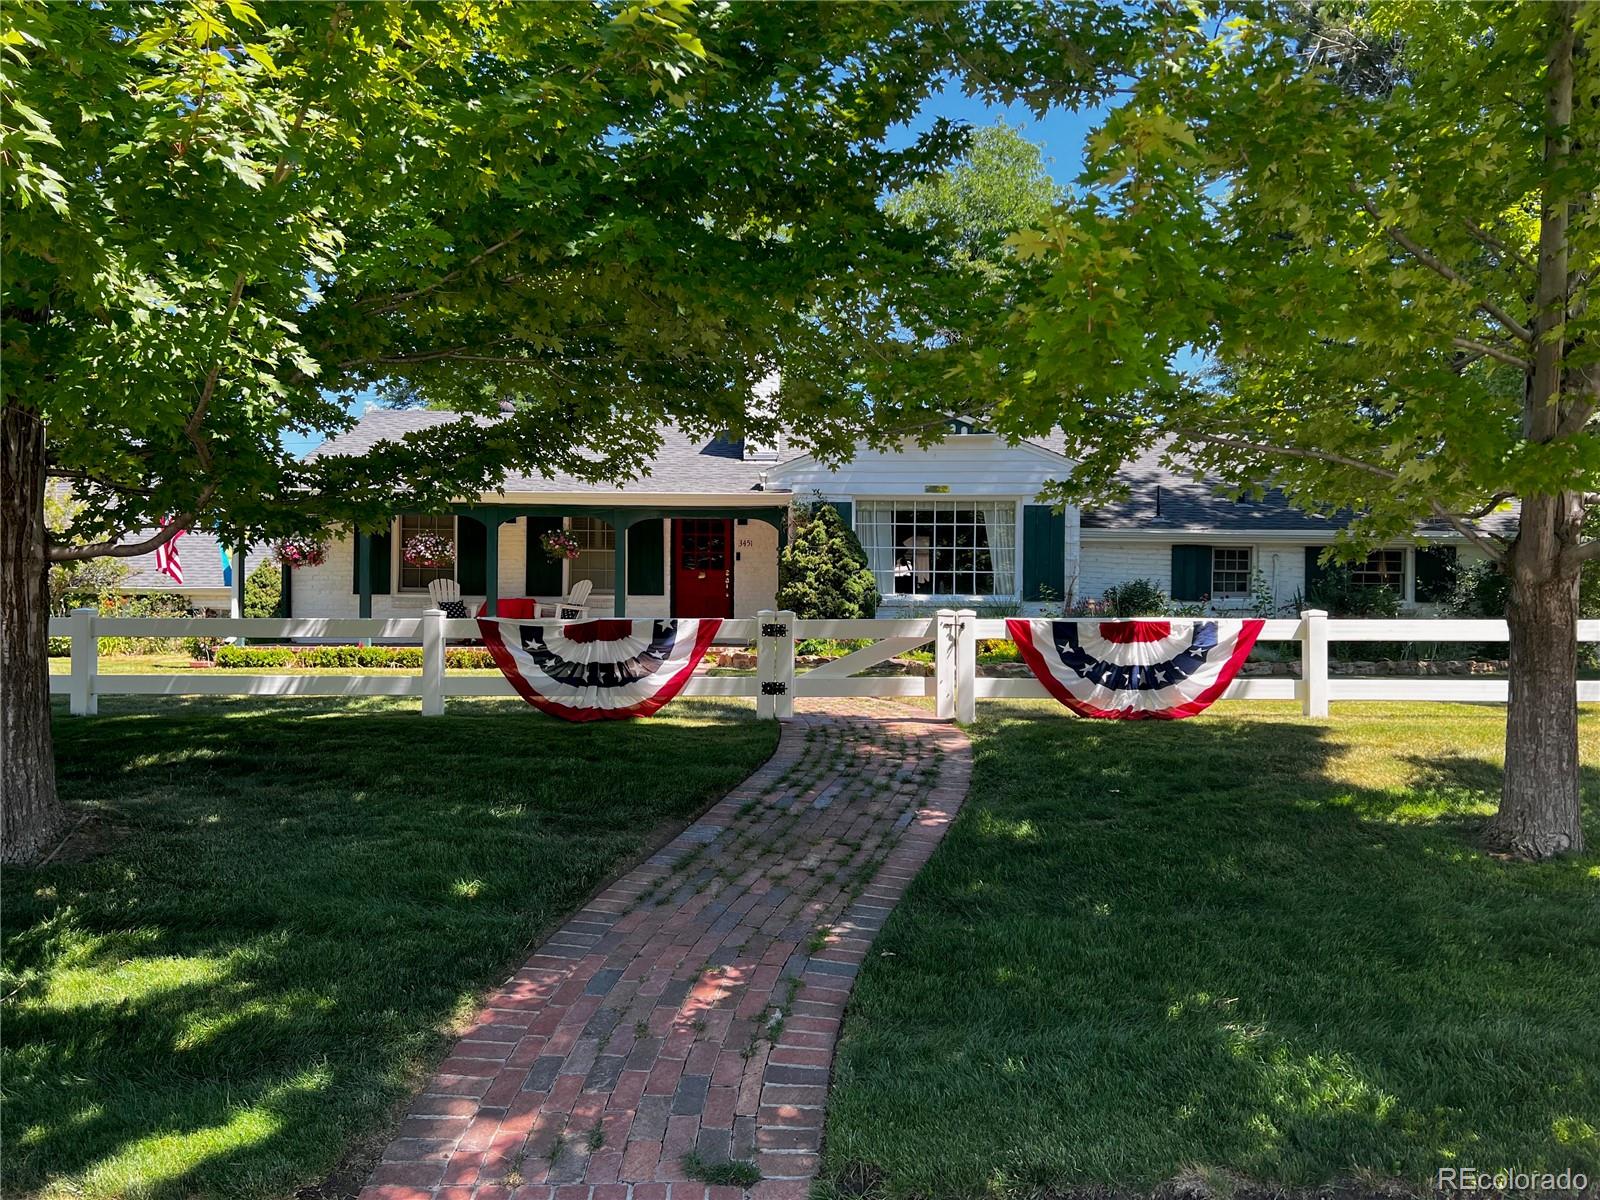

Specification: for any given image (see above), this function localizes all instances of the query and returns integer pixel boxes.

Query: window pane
[1211,547,1251,596]
[569,516,615,593]
[856,499,1014,597]
[1351,549,1405,591]
[398,514,456,592]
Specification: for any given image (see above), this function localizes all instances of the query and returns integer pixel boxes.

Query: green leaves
[6,0,1131,554]
[950,1,1595,565]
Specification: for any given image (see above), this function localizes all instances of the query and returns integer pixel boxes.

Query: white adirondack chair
[427,578,470,619]
[537,578,594,622]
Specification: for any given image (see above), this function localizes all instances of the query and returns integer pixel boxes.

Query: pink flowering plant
[274,535,326,569]
[403,532,455,569]
[540,529,581,561]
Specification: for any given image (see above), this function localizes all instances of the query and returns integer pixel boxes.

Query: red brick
[645,1058,683,1096]
[767,1047,831,1069]
[750,1179,813,1200]
[757,1104,820,1128]
[370,1162,446,1187]
[610,1068,648,1109]
[441,1157,482,1185]
[585,1149,623,1183]
[397,1115,468,1139]
[661,1114,699,1157]
[701,1086,737,1130]
[622,1138,662,1179]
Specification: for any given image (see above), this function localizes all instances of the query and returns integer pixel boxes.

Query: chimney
[742,371,782,462]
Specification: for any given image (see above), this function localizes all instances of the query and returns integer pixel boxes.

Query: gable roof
[311,409,778,496]
[1082,439,1519,538]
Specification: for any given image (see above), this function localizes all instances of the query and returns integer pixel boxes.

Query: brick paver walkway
[361,698,970,1200]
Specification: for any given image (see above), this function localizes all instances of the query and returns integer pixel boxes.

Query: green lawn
[3,695,776,1200]
[47,653,502,675]
[819,701,1600,1200]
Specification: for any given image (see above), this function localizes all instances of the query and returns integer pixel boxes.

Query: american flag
[154,519,186,584]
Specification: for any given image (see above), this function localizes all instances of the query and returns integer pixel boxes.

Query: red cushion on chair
[475,597,540,619]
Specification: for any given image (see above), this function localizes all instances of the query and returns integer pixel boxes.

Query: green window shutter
[456,516,488,594]
[1415,545,1457,603]
[351,528,392,595]
[628,519,665,595]
[826,501,852,530]
[1021,505,1065,601]
[1304,546,1327,600]
[524,517,564,595]
[1170,545,1212,602]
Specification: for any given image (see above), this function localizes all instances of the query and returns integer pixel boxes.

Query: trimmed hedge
[213,645,495,670]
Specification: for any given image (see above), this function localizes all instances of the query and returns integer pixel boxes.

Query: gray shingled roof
[1082,439,1520,536]
[117,530,270,591]
[311,409,778,495]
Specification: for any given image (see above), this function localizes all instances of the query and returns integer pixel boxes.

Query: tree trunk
[1486,2,1588,861]
[1,401,67,864]
[1488,535,1584,859]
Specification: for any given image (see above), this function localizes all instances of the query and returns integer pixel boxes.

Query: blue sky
[888,81,1107,185]
[283,87,1107,458]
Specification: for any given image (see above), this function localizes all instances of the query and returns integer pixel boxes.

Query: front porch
[350,502,791,620]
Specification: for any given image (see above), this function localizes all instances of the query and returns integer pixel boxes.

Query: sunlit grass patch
[4,695,775,1200]
[820,701,1600,1199]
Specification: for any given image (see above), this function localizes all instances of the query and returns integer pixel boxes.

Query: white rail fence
[49,608,1600,720]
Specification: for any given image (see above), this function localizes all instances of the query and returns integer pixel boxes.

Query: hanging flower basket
[274,535,327,569]
[540,529,581,561]
[403,532,455,570]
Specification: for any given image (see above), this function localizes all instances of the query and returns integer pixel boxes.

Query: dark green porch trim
[452,503,790,619]
[356,531,372,619]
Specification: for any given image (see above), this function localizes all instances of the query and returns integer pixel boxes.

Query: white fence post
[775,609,796,719]
[955,609,977,722]
[756,609,778,719]
[934,609,957,719]
[1300,608,1329,717]
[69,606,98,716]
[421,607,445,716]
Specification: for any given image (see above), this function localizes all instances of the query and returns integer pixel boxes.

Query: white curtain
[979,503,1017,597]
[859,502,895,590]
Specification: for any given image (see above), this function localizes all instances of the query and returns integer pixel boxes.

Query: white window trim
[1209,545,1254,601]
[1349,546,1409,599]
[393,515,459,594]
[855,495,1024,603]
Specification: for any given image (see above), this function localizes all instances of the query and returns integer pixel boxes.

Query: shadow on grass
[3,696,775,1200]
[821,702,1600,1199]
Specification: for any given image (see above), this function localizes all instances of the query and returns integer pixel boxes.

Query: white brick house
[282,411,1505,621]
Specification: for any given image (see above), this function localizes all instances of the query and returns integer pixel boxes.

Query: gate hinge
[761,681,788,696]
[761,622,789,638]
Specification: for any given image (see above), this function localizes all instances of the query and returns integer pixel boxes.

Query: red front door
[673,519,734,618]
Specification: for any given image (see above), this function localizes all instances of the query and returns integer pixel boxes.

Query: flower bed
[213,645,495,670]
